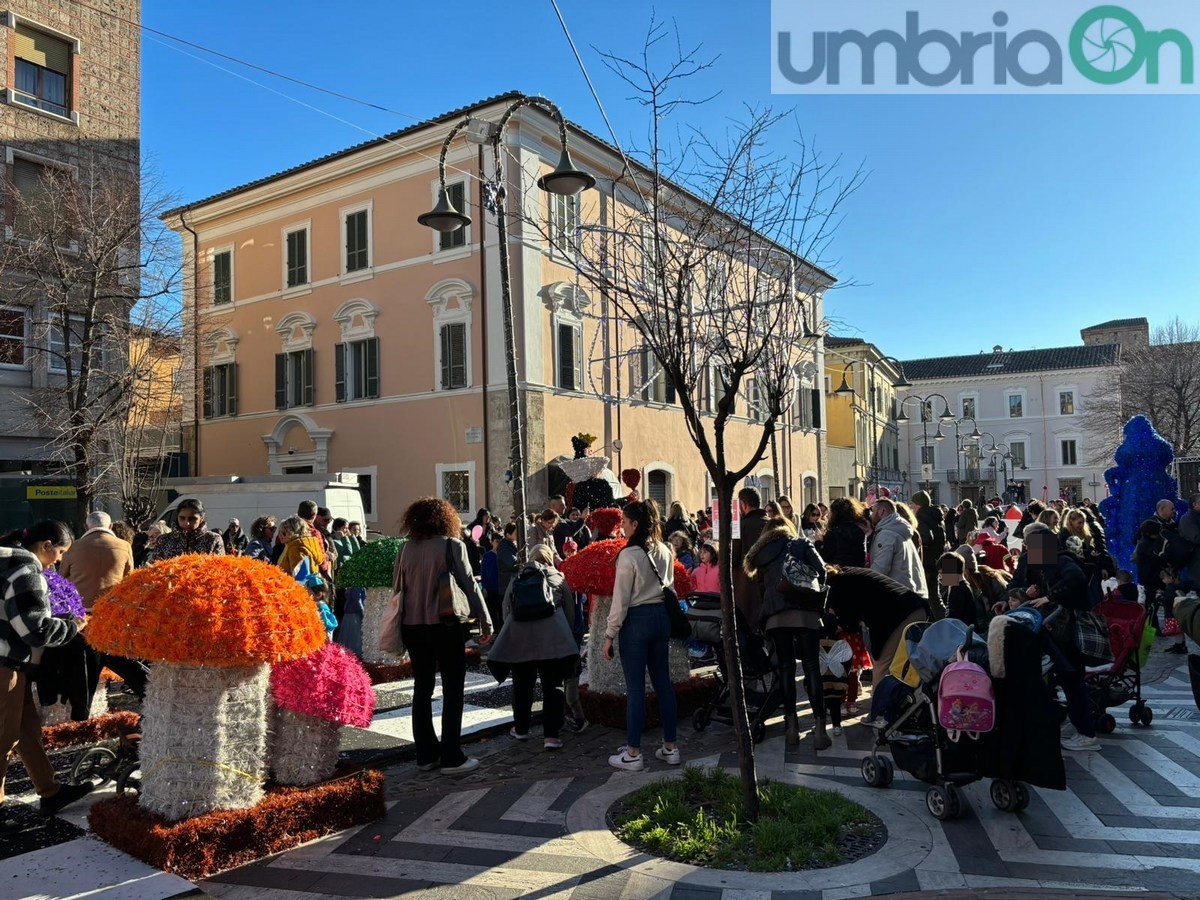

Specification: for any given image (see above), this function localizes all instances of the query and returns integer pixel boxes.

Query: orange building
[165,93,831,531]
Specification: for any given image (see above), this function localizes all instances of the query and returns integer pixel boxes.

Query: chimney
[992,345,1003,353]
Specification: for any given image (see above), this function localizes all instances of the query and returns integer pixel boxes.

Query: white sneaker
[509,727,529,741]
[609,747,645,771]
[440,757,480,774]
[655,745,681,766]
[832,725,844,737]
[1060,720,1078,740]
[1061,733,1101,752]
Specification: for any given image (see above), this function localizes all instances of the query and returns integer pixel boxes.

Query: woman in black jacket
[819,497,869,568]
[744,517,829,750]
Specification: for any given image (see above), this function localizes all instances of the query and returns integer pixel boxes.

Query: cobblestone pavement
[199,637,1200,900]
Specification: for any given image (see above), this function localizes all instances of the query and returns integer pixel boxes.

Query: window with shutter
[13,24,71,117]
[301,348,314,406]
[549,193,579,256]
[335,342,346,402]
[11,158,53,235]
[440,323,467,390]
[345,209,369,272]
[557,323,580,391]
[212,251,232,305]
[648,470,670,507]
[286,228,308,287]
[203,367,214,420]
[274,354,287,410]
[364,337,380,398]
[439,183,467,251]
[204,364,237,418]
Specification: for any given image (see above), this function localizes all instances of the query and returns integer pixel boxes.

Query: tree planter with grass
[86,556,327,821]
[611,767,884,872]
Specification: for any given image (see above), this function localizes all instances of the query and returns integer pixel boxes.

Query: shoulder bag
[437,538,473,625]
[380,545,407,656]
[642,546,691,640]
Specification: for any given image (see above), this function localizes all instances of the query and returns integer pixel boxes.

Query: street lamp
[418,98,595,553]
[835,358,908,500]
[897,392,954,502]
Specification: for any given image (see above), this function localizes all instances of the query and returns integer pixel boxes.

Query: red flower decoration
[560,538,692,597]
[587,507,623,538]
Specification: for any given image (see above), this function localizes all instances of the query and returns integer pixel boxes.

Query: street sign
[711,497,740,541]
[26,485,77,500]
[920,464,933,481]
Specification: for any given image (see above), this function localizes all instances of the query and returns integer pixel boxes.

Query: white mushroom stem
[269,707,340,786]
[361,587,401,664]
[585,595,691,696]
[139,663,269,821]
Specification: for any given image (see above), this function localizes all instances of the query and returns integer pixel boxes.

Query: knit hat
[955,544,980,574]
[912,490,932,508]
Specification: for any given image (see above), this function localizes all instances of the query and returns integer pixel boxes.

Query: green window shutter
[274,354,287,409]
[450,323,466,388]
[203,367,214,419]
[335,343,346,402]
[15,25,70,74]
[439,183,467,251]
[811,388,822,429]
[227,363,238,416]
[303,349,315,406]
[365,337,380,398]
[440,325,455,389]
[557,324,574,390]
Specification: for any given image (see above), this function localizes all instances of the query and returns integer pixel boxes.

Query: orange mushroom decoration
[88,556,326,821]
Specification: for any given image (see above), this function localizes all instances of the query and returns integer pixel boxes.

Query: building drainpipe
[179,211,201,477]
[477,145,491,509]
[1039,374,1049,503]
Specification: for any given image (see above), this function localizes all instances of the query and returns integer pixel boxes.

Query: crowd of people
[3,485,1197,815]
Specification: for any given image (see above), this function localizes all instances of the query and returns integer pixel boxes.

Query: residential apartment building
[824,337,903,500]
[165,92,828,531]
[0,1,140,529]
[898,342,1120,507]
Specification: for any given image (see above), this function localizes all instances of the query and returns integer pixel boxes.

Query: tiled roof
[162,91,525,217]
[1081,318,1148,331]
[900,344,1120,380]
[825,336,866,348]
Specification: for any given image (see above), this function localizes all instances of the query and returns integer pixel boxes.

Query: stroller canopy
[912,619,975,685]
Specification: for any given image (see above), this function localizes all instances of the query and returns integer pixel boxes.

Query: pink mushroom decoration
[269,643,374,785]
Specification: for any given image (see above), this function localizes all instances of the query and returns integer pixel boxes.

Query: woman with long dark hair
[602,501,680,771]
[1,521,94,831]
[820,497,870,568]
[393,498,492,775]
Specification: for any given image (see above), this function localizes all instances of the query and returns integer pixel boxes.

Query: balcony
[946,466,997,484]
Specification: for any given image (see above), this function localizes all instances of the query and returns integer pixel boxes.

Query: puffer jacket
[1,547,78,670]
[743,521,812,630]
[870,514,928,597]
[1176,593,1200,644]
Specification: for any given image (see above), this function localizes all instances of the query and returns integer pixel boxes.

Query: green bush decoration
[336,537,405,589]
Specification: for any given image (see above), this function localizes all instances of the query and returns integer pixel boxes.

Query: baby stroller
[687,593,782,743]
[861,619,1031,821]
[1087,599,1153,731]
[69,714,142,796]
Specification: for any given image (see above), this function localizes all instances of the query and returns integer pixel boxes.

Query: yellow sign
[26,485,78,500]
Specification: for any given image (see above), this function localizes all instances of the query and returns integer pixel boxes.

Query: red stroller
[1086,600,1153,731]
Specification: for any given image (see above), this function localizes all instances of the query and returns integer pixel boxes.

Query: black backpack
[776,536,829,612]
[511,566,557,622]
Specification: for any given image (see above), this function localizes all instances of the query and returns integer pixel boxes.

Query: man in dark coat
[730,487,769,630]
[912,491,947,618]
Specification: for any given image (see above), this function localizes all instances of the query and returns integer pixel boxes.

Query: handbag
[437,539,473,625]
[1072,609,1114,665]
[774,537,829,613]
[380,545,407,656]
[642,547,691,640]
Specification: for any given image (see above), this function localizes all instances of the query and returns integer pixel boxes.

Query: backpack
[938,649,995,741]
[777,536,828,611]
[511,566,557,622]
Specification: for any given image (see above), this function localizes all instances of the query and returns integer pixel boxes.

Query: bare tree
[519,23,862,817]
[1085,317,1200,464]
[0,153,182,526]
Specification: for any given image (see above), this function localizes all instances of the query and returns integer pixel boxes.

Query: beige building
[165,92,829,531]
[0,1,140,530]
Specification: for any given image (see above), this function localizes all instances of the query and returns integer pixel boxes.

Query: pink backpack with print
[937,650,994,741]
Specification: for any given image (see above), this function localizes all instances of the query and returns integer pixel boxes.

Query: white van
[158,473,366,531]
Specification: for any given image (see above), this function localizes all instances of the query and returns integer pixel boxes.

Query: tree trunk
[715,477,760,821]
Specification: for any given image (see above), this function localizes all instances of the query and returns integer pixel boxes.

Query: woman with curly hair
[819,497,870,568]
[393,498,492,775]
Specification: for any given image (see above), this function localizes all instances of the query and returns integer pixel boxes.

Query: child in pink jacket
[690,543,721,594]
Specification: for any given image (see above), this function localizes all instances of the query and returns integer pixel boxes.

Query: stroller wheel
[879,755,895,787]
[1013,782,1031,813]
[1130,702,1153,727]
[1098,713,1117,734]
[751,720,767,745]
[861,755,882,787]
[945,783,964,818]
[71,746,117,787]
[990,779,1018,812]
[926,785,957,821]
[692,709,711,732]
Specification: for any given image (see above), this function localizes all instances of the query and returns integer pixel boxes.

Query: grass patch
[610,767,883,872]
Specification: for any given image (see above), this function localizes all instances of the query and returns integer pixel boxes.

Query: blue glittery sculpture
[1099,415,1180,572]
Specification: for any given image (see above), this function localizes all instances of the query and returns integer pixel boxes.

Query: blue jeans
[618,603,677,748]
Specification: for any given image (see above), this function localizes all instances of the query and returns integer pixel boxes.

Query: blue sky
[143,1,1198,360]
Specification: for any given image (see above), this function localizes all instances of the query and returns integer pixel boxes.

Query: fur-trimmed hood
[743,521,795,578]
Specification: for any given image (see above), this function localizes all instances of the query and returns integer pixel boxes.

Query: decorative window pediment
[541,281,591,318]
[275,311,317,352]
[426,278,475,319]
[204,326,240,365]
[334,298,380,342]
